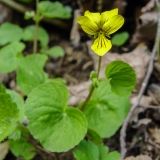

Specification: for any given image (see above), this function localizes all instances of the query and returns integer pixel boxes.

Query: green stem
[33,0,39,54]
[97,56,102,78]
[80,85,94,111]
[81,56,102,111]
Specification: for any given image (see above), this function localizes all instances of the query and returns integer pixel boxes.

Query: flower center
[99,28,103,33]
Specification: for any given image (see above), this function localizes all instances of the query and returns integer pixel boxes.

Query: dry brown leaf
[131,95,153,107]
[128,0,157,49]
[132,118,152,128]
[129,6,158,48]
[141,0,156,13]
[130,95,153,123]
[68,81,90,106]
[149,127,160,143]
[124,155,152,160]
[0,141,9,160]
[148,83,160,103]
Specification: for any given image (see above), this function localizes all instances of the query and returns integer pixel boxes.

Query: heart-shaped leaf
[25,81,87,152]
[84,80,130,138]
[105,60,136,97]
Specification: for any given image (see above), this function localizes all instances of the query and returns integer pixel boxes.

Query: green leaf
[9,137,36,159]
[105,60,136,97]
[87,129,102,145]
[73,140,99,160]
[22,25,49,50]
[83,80,130,138]
[0,22,23,46]
[16,54,48,95]
[111,32,129,47]
[0,83,19,142]
[25,81,87,152]
[98,145,109,160]
[38,1,72,19]
[8,127,21,140]
[106,151,120,160]
[46,46,64,57]
[6,90,24,122]
[9,125,30,141]
[0,42,25,73]
[98,145,120,160]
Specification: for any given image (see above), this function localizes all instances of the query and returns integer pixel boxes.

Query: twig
[0,0,68,29]
[120,0,160,159]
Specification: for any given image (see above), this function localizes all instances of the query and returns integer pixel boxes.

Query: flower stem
[33,0,39,54]
[97,56,102,77]
[81,56,102,111]
[80,85,94,111]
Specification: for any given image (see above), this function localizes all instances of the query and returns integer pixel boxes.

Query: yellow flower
[77,8,124,56]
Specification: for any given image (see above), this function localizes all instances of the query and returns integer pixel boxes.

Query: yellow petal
[91,33,112,56]
[102,15,124,34]
[84,10,101,27]
[77,16,99,35]
[100,8,118,26]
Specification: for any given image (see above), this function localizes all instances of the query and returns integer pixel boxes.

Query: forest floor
[0,0,160,160]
